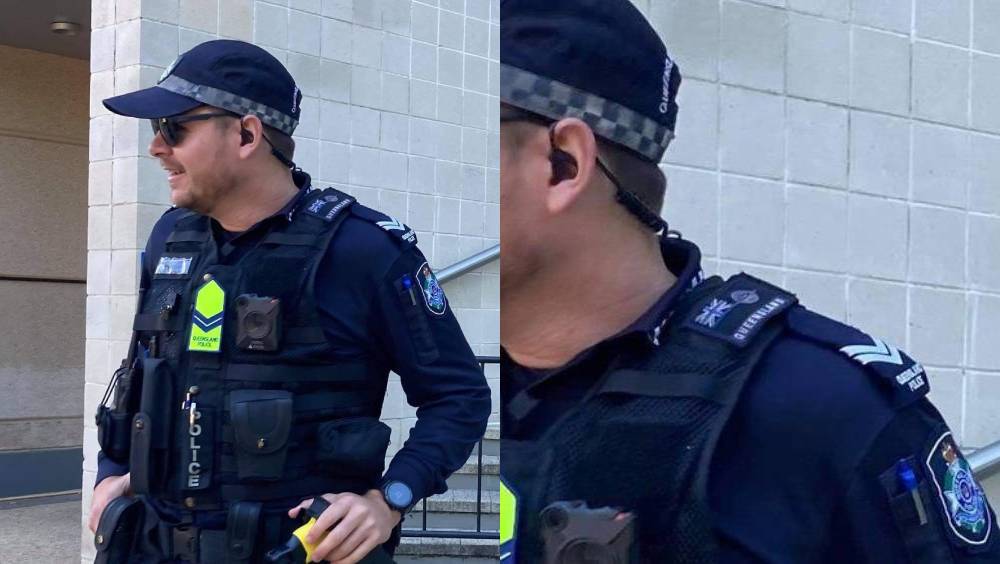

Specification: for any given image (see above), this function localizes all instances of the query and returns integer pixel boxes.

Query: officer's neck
[210,166,299,233]
[502,225,676,370]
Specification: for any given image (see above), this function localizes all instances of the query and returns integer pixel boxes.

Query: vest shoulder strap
[298,187,356,225]
[785,306,930,408]
[349,204,418,249]
[677,273,798,348]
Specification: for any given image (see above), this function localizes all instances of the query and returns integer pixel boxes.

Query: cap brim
[102,85,202,119]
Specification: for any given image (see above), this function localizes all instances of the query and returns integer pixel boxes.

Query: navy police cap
[103,39,302,136]
[500,0,681,163]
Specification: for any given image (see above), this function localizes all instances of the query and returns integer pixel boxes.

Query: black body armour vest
[128,187,392,511]
[502,274,799,563]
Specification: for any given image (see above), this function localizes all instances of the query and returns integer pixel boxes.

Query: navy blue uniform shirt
[502,236,1000,562]
[98,174,492,521]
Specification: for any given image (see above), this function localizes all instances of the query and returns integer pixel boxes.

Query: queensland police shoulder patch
[926,431,992,546]
[681,273,797,347]
[416,262,446,315]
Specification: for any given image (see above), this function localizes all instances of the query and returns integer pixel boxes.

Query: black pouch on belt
[225,501,263,564]
[94,496,143,564]
[130,358,176,494]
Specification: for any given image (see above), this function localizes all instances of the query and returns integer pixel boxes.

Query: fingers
[330,535,381,564]
[306,496,350,545]
[321,510,370,563]
[310,503,363,561]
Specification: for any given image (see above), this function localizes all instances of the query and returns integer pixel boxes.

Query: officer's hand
[88,473,132,533]
[288,490,401,563]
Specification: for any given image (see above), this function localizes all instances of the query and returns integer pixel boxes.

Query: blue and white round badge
[416,262,447,316]
[926,431,992,546]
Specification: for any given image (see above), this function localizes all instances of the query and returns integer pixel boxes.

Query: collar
[502,235,706,374]
[281,169,314,222]
[614,234,705,345]
[214,169,314,240]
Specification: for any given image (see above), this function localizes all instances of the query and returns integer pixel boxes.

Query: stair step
[455,455,499,476]
[402,513,499,532]
[484,423,499,441]
[396,537,499,560]
[418,488,499,514]
[395,557,497,564]
[446,454,499,491]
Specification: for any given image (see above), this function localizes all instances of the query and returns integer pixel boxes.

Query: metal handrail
[437,244,500,284]
[971,439,1000,481]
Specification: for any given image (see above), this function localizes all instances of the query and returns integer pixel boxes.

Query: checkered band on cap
[157,74,299,136]
[500,64,674,163]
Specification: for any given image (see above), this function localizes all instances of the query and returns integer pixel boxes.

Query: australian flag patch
[682,273,798,347]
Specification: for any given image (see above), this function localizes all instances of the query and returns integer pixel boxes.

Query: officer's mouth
[164,167,186,183]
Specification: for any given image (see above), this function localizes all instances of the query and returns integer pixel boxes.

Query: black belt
[157,501,268,563]
[161,524,226,562]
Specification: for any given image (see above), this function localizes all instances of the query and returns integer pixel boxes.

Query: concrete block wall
[84,0,498,557]
[634,0,1000,452]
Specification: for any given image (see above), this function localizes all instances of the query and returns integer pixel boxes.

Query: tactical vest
[501,274,800,563]
[127,185,397,511]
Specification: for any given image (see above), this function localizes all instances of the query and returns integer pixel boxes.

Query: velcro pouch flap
[316,417,391,478]
[230,390,293,480]
[94,496,142,560]
[226,501,262,562]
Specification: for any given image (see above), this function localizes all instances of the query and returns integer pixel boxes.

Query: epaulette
[349,204,418,248]
[680,273,798,348]
[785,306,929,408]
[299,187,355,223]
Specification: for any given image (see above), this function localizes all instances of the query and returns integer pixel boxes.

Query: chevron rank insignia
[376,216,417,244]
[840,335,927,394]
[786,307,930,407]
[189,279,224,353]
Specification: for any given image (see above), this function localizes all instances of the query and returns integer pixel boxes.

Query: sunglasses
[150,111,239,146]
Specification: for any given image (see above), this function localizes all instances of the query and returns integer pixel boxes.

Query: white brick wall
[635,0,1000,452]
[83,0,498,557]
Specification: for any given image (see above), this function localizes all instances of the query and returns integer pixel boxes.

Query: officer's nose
[149,130,171,158]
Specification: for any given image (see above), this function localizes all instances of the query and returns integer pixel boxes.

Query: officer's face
[148,106,239,213]
[499,107,556,289]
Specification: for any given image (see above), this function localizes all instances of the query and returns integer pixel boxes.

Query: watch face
[386,481,413,508]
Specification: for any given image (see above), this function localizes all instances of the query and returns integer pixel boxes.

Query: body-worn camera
[236,294,281,352]
[541,501,637,564]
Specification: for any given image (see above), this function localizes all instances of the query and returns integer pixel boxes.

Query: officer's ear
[236,114,265,160]
[545,118,598,215]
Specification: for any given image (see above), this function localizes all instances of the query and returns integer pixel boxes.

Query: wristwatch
[380,479,415,514]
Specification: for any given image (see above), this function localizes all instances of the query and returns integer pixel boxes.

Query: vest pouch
[130,358,175,494]
[96,406,132,464]
[229,390,293,481]
[94,495,143,564]
[315,417,391,479]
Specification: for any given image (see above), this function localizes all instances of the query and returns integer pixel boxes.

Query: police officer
[88,39,492,563]
[499,1,1000,562]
